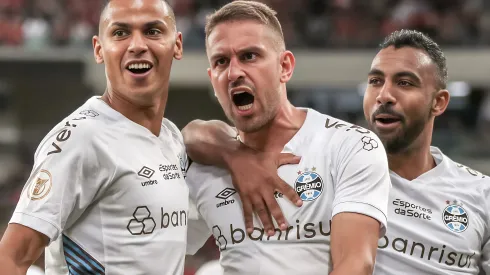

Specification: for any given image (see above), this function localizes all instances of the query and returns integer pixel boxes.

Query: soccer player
[365,30,490,275]
[186,28,490,274]
[0,0,189,274]
[183,1,391,274]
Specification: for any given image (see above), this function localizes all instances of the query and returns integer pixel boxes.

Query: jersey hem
[9,212,60,243]
[332,201,388,237]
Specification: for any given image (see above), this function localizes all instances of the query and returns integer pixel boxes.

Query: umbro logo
[216,188,236,208]
[138,166,155,179]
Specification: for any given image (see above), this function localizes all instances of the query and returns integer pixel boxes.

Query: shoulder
[313,111,383,156]
[442,152,488,183]
[34,101,113,162]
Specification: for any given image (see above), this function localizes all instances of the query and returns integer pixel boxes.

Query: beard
[369,104,432,154]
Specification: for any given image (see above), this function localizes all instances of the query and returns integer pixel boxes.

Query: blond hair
[205,0,285,50]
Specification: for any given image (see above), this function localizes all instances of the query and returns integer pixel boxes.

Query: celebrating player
[0,0,189,274]
[185,26,490,274]
[365,30,490,275]
[183,1,391,274]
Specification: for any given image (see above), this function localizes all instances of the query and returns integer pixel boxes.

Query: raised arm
[0,224,48,275]
[182,119,302,235]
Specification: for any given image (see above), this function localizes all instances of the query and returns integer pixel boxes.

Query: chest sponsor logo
[127,206,187,235]
[392,199,432,220]
[159,164,182,180]
[27,169,52,200]
[216,188,236,208]
[378,235,476,269]
[212,219,332,251]
[295,167,323,201]
[443,200,469,233]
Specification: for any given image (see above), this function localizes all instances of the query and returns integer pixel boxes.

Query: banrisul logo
[295,167,323,201]
[443,200,469,233]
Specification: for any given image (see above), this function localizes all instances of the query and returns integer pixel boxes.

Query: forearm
[330,256,374,275]
[0,250,27,275]
[182,119,240,168]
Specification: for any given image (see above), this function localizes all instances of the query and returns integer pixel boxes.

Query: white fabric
[10,96,189,275]
[374,147,490,274]
[186,108,391,275]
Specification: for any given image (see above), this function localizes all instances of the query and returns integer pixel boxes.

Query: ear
[279,50,295,83]
[93,35,104,64]
[173,32,183,60]
[432,89,450,117]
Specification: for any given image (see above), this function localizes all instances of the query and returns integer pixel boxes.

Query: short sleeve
[332,132,391,237]
[9,124,107,243]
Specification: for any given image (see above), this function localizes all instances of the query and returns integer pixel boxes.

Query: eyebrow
[209,46,265,61]
[368,68,421,83]
[109,20,167,29]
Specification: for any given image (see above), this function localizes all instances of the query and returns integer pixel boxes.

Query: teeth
[238,104,253,111]
[234,91,246,95]
[128,63,152,69]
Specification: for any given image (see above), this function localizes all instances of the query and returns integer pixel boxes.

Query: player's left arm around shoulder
[330,212,380,275]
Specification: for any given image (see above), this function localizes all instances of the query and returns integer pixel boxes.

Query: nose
[128,31,148,55]
[227,57,245,82]
[376,82,397,106]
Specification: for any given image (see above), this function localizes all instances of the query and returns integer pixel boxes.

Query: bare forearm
[0,251,27,275]
[182,119,240,168]
[330,257,374,275]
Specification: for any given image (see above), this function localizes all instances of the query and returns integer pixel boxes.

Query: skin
[93,0,182,135]
[184,18,382,275]
[0,1,183,274]
[363,46,450,180]
[206,19,305,233]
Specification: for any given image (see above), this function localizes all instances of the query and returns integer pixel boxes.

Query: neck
[101,87,168,136]
[238,100,307,152]
[387,123,436,180]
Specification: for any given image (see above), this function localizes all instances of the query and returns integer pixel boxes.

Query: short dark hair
[380,29,447,89]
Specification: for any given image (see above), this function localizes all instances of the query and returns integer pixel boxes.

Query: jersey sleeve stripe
[62,234,105,274]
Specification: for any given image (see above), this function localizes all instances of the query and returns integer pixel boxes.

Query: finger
[251,196,274,236]
[277,153,301,167]
[241,196,255,235]
[263,193,288,232]
[277,178,303,207]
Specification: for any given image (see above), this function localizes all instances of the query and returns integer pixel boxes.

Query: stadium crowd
[0,0,490,49]
[0,1,489,275]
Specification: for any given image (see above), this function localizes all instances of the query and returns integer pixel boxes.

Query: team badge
[295,167,323,201]
[28,169,52,200]
[442,200,469,233]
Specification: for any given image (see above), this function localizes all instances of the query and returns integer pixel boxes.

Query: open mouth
[232,91,255,111]
[126,62,153,74]
[375,117,401,124]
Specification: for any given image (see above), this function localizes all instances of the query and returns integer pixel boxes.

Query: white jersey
[186,109,391,275]
[10,97,189,275]
[374,147,490,275]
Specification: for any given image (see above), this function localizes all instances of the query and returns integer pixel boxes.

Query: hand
[225,144,303,236]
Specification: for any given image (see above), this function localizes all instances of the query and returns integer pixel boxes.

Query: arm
[0,224,48,275]
[182,120,302,235]
[330,133,391,274]
[330,213,379,275]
